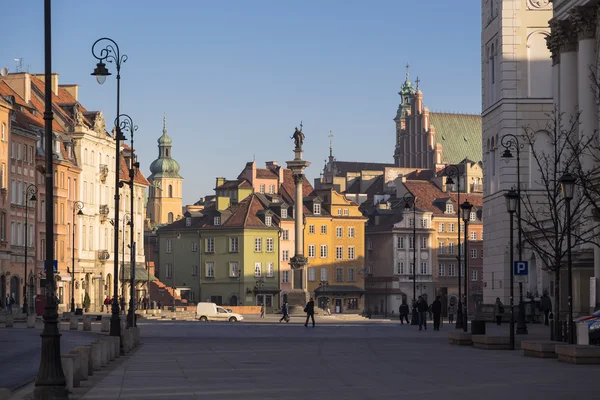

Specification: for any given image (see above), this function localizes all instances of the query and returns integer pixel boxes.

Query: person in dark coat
[540,293,552,326]
[431,296,442,331]
[279,302,289,323]
[398,301,410,324]
[304,297,315,327]
[416,296,429,331]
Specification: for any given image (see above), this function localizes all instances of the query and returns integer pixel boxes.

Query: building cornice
[570,5,597,40]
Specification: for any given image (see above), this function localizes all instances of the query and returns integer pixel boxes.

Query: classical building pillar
[572,6,598,146]
[556,19,579,125]
[547,20,561,112]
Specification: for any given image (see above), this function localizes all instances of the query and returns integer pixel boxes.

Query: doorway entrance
[256,294,272,307]
[335,298,342,314]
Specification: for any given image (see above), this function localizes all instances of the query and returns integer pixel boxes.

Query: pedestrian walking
[416,296,428,331]
[494,297,504,326]
[260,303,265,318]
[279,302,289,323]
[398,301,410,324]
[432,296,442,331]
[104,296,111,312]
[157,301,162,310]
[6,294,13,314]
[304,297,315,327]
[448,301,456,324]
[540,292,552,326]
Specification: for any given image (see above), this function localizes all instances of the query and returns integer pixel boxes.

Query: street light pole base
[455,302,464,330]
[516,300,528,335]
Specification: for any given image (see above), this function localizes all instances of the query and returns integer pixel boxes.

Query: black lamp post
[403,192,419,326]
[70,201,84,313]
[34,1,68,397]
[501,134,528,334]
[460,201,473,333]
[172,231,181,311]
[505,188,519,350]
[560,171,576,345]
[444,164,463,329]
[23,184,38,315]
[115,114,139,328]
[91,37,128,345]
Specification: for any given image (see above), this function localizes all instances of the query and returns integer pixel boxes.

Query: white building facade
[481,0,553,305]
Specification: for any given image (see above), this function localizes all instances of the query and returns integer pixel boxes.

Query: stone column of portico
[557,19,579,127]
[287,131,310,312]
[572,6,600,311]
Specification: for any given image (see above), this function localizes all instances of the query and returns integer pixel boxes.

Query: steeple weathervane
[405,62,410,80]
[328,129,334,158]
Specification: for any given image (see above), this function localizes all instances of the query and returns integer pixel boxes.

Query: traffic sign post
[43,260,58,274]
[514,261,528,276]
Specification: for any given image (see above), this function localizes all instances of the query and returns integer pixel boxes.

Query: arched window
[168,212,174,224]
[168,185,173,198]
[166,149,169,157]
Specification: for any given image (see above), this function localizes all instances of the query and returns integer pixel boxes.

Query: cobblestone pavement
[0,321,101,391]
[80,319,598,400]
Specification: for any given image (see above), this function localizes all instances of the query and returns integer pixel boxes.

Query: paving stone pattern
[81,320,599,400]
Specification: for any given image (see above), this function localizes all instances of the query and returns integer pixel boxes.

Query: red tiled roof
[216,179,252,190]
[403,180,450,216]
[256,168,278,179]
[279,168,313,204]
[222,195,267,228]
[119,154,150,186]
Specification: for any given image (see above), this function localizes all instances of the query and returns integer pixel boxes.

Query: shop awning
[314,285,365,295]
[121,264,156,282]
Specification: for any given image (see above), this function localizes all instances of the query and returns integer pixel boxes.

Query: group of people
[103,295,162,313]
[492,292,553,326]
[273,297,316,327]
[397,296,454,331]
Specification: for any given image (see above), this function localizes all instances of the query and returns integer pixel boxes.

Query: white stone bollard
[108,336,120,358]
[83,315,92,331]
[69,316,78,330]
[99,339,109,366]
[100,318,110,332]
[81,345,94,376]
[90,342,103,371]
[27,315,36,328]
[5,314,13,328]
[70,347,89,381]
[60,355,74,392]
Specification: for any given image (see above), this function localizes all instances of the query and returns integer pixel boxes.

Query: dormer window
[265,215,272,227]
[186,217,191,227]
[214,216,221,226]
[281,209,287,219]
[470,211,477,221]
[446,203,454,214]
[313,203,321,215]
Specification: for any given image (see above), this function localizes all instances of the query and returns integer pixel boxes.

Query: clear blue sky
[2,1,481,205]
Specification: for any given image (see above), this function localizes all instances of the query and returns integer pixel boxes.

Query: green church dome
[148,115,182,179]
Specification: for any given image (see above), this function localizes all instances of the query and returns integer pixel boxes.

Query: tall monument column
[286,125,310,311]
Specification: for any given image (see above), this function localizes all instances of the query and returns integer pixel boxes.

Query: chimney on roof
[215,177,226,188]
[33,73,59,97]
[266,161,278,168]
[60,84,78,101]
[2,72,31,104]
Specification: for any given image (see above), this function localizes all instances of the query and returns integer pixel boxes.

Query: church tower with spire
[146,116,183,226]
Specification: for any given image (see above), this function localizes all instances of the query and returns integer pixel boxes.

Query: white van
[196,302,244,322]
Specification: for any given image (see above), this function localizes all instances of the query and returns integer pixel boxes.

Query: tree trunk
[554,264,561,341]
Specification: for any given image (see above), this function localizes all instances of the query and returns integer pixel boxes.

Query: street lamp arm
[500,133,524,155]
[91,38,127,69]
[444,164,460,179]
[114,114,137,138]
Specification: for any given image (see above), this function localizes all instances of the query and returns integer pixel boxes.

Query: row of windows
[396,262,430,275]
[306,244,356,260]
[307,266,356,282]
[11,142,34,163]
[308,225,355,238]
[164,261,275,279]
[438,222,480,234]
[395,232,481,251]
[167,236,282,254]
[438,263,478,281]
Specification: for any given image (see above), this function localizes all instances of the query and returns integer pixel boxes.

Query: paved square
[80,318,599,400]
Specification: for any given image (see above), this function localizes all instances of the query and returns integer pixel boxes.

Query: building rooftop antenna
[14,58,23,73]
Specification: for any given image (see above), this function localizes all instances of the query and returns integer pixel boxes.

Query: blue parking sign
[44,260,58,274]
[514,261,528,276]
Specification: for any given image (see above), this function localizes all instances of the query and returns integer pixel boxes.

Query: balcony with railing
[470,183,483,193]
[97,249,110,262]
[99,204,109,223]
[99,164,109,183]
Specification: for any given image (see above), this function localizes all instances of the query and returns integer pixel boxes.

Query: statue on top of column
[291,126,305,150]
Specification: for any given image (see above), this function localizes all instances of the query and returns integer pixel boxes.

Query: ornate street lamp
[444,163,463,330]
[91,37,128,347]
[403,192,418,326]
[501,134,527,334]
[115,114,139,328]
[23,184,38,315]
[505,188,519,350]
[70,201,84,313]
[35,1,68,397]
[560,171,576,344]
[460,200,473,333]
